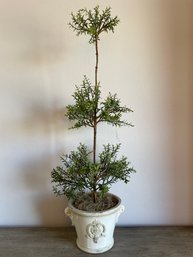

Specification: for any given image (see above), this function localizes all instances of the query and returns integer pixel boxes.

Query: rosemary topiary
[51,6,136,211]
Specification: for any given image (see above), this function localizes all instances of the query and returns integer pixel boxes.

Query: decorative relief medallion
[86,220,105,243]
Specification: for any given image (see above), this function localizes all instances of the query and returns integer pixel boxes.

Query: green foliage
[66,76,101,128]
[98,144,135,188]
[66,76,133,128]
[51,6,136,209]
[51,144,91,199]
[51,143,135,200]
[69,5,120,43]
[99,93,133,126]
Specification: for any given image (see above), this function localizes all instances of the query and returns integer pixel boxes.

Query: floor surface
[0,227,193,257]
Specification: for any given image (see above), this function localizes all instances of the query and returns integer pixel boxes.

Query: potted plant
[51,6,135,254]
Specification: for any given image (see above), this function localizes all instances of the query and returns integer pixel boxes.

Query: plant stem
[93,36,99,164]
[92,36,99,203]
[93,119,97,163]
[95,36,99,88]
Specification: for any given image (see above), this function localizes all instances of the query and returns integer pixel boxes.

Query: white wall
[0,0,193,226]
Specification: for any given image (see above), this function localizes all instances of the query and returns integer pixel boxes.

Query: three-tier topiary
[51,6,135,212]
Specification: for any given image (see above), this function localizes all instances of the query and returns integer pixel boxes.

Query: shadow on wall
[170,1,193,224]
[188,3,193,224]
[0,1,74,226]
[19,156,70,226]
[189,35,193,223]
[17,101,71,226]
[191,75,193,223]
[190,78,193,224]
[20,100,69,136]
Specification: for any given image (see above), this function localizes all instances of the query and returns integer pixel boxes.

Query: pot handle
[116,204,125,222]
[65,207,74,225]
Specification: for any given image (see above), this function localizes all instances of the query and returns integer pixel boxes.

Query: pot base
[76,238,114,254]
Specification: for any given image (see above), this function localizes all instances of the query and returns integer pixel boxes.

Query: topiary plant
[51,6,135,212]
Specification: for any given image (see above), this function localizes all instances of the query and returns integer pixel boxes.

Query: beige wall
[0,0,193,226]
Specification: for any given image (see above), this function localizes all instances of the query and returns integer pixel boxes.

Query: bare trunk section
[93,36,99,203]
[93,36,99,164]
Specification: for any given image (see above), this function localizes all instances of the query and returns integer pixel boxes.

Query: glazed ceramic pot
[65,193,124,254]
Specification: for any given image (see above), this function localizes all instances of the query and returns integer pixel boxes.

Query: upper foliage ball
[69,5,120,43]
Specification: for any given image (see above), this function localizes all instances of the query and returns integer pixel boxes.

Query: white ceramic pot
[65,193,124,254]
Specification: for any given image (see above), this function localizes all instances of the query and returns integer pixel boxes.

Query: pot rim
[68,193,122,217]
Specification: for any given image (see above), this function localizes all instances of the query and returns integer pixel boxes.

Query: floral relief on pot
[86,220,105,243]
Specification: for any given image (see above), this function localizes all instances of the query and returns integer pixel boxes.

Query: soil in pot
[73,193,118,212]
